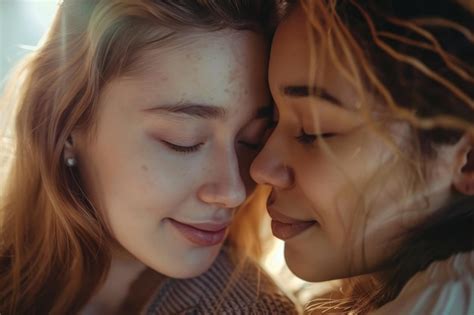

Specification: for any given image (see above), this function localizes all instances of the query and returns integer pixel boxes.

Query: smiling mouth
[167,219,230,247]
[268,208,317,240]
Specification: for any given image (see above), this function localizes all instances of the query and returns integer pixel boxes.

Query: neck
[80,251,147,315]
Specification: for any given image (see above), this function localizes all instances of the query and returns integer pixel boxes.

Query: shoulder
[145,248,298,314]
[371,251,474,315]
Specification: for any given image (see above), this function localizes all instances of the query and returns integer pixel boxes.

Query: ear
[452,133,474,195]
[63,135,76,163]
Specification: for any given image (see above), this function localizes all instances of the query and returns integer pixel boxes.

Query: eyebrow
[282,85,344,107]
[144,103,273,120]
[145,103,227,119]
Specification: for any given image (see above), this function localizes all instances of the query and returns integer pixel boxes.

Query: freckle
[224,88,230,93]
[141,165,148,171]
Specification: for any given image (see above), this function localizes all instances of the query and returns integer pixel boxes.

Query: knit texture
[145,249,298,314]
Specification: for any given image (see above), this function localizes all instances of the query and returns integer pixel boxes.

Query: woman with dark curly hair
[251,0,474,313]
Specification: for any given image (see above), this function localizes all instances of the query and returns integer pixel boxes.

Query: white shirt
[371,251,474,315]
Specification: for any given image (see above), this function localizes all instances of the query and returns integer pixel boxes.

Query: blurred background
[0,1,59,179]
[0,0,58,86]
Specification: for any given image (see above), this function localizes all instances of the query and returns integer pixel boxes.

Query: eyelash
[163,139,263,154]
[161,117,275,154]
[162,141,203,153]
[296,129,336,145]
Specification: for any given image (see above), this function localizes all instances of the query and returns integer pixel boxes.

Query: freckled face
[76,30,270,278]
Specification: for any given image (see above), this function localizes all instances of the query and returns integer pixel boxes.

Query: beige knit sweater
[143,248,298,314]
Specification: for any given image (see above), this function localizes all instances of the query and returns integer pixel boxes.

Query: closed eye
[296,129,336,145]
[238,115,276,151]
[162,140,203,153]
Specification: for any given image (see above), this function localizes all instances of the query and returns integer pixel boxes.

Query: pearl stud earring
[66,157,77,167]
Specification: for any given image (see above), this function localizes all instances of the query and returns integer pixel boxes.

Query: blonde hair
[0,1,280,313]
[289,0,474,313]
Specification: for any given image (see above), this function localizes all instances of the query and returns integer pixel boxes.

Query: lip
[168,218,230,246]
[268,208,316,240]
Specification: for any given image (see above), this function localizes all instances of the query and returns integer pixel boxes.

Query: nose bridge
[251,131,292,188]
[200,145,246,208]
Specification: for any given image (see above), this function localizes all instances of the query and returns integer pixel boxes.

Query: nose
[197,148,246,209]
[250,133,294,189]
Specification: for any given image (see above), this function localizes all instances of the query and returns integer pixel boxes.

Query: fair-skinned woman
[251,0,474,313]
[0,1,297,314]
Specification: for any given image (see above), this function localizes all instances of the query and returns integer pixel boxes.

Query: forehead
[269,6,312,87]
[103,29,269,115]
[269,6,360,109]
[143,31,264,92]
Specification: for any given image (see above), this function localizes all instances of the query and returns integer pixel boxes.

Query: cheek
[298,157,355,245]
[334,139,407,264]
[81,134,198,227]
[295,134,392,244]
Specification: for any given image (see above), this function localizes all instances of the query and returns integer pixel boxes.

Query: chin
[145,258,212,279]
[284,245,329,282]
[158,244,222,279]
[166,264,212,279]
[287,262,318,282]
